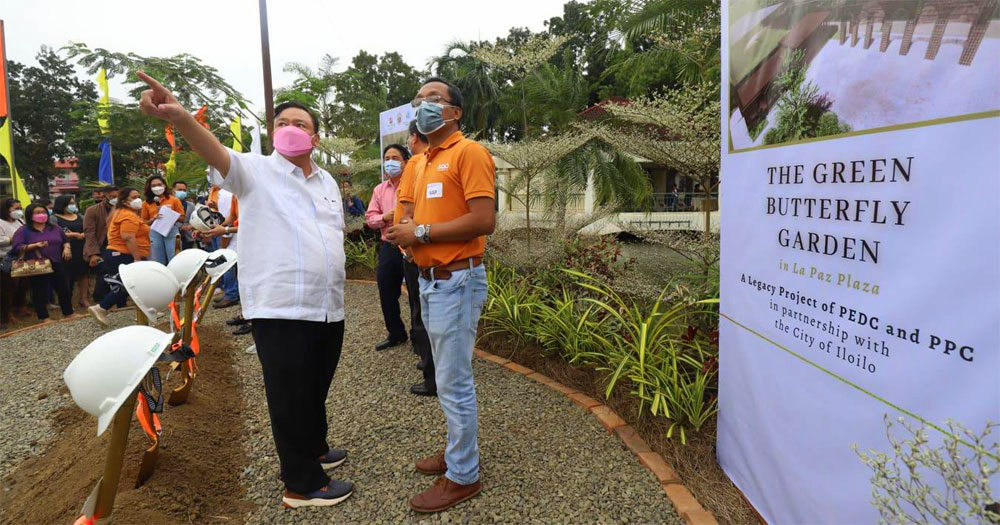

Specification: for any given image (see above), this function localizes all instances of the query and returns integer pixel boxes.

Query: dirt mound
[0,325,254,524]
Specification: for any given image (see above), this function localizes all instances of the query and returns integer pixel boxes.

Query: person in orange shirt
[141,175,186,265]
[89,188,151,326]
[394,121,435,396]
[387,78,496,513]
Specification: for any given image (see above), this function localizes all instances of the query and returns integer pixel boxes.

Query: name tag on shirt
[426,182,443,199]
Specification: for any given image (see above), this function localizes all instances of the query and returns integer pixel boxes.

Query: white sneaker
[88,305,110,327]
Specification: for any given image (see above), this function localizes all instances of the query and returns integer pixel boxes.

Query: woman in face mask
[52,195,90,308]
[142,175,186,265]
[9,203,75,322]
[1,198,29,328]
[89,188,152,326]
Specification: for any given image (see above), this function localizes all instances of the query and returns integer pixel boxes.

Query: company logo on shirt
[436,163,449,171]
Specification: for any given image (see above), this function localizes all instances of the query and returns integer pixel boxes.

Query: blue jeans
[150,224,179,265]
[419,263,488,485]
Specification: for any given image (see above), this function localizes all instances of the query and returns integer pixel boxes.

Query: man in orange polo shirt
[387,78,495,513]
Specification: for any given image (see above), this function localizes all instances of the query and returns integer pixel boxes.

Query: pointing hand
[137,71,188,123]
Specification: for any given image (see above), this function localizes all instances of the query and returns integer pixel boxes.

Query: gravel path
[233,281,681,524]
[0,282,682,523]
[0,309,143,477]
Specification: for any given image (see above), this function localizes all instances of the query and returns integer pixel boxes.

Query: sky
[3,0,569,113]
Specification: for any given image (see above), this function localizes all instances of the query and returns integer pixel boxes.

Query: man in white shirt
[138,72,353,509]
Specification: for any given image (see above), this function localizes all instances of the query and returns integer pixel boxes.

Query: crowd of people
[4,71,493,515]
[0,168,243,330]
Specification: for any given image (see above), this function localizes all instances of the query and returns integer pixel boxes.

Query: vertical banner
[97,138,114,185]
[378,103,414,179]
[719,1,999,523]
[0,20,30,205]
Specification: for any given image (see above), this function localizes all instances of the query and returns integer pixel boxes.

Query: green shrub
[564,269,720,444]
[345,237,378,270]
[532,287,608,366]
[481,266,541,349]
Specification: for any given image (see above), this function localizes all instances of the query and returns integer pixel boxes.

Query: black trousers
[403,259,435,388]
[28,261,74,320]
[252,318,344,494]
[97,251,133,310]
[376,241,406,341]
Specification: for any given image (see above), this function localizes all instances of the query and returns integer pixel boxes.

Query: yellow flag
[230,115,242,153]
[165,150,176,178]
[0,116,29,205]
[97,68,110,135]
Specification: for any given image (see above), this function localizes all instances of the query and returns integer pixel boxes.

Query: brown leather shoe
[415,450,447,475]
[409,476,482,513]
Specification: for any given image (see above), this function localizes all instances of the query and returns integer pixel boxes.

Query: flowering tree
[594,82,720,236]
[472,34,569,138]
[486,129,594,244]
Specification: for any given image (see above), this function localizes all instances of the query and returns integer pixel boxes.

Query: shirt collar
[427,131,463,159]
[272,151,323,179]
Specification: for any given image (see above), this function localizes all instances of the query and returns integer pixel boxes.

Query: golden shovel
[76,387,139,525]
[167,281,199,406]
[131,308,165,488]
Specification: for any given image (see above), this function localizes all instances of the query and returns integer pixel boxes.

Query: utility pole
[258,0,274,139]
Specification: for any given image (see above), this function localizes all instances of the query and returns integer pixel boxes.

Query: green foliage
[5,47,97,197]
[62,43,254,130]
[567,269,719,443]
[481,266,541,348]
[481,259,721,444]
[764,50,852,145]
[344,237,378,271]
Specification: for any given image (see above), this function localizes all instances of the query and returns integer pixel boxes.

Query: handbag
[10,255,53,278]
[7,227,55,278]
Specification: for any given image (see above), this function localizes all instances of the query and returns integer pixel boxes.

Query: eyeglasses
[410,95,454,108]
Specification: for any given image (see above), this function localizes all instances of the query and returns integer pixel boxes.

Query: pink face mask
[272,125,315,157]
[32,213,49,224]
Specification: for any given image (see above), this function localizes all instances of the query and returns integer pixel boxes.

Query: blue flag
[98,138,114,185]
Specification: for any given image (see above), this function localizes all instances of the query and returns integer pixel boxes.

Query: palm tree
[429,41,503,140]
[609,0,721,91]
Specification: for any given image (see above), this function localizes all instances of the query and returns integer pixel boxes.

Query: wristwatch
[415,224,431,244]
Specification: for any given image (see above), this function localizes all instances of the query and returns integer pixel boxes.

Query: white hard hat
[63,325,175,436]
[204,249,238,284]
[120,261,180,320]
[167,248,210,295]
[190,203,225,232]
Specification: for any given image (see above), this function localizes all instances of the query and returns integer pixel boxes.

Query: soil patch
[346,266,376,281]
[0,324,254,524]
[479,335,760,525]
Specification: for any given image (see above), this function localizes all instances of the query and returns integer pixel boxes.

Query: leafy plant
[565,269,719,443]
[531,287,607,365]
[481,266,541,350]
[345,237,378,271]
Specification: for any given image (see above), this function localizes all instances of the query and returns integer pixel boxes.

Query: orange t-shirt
[393,152,424,225]
[208,187,239,223]
[106,209,151,258]
[141,195,185,223]
[398,131,495,268]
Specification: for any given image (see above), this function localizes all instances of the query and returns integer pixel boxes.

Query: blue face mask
[415,101,453,135]
[383,160,403,177]
[67,204,78,213]
[175,190,188,200]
